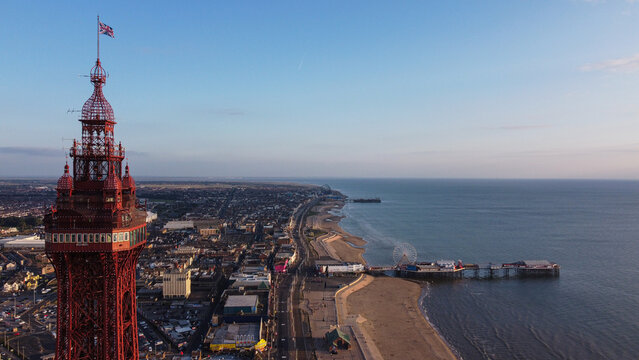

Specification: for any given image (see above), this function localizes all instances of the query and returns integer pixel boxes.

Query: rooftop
[225,295,258,308]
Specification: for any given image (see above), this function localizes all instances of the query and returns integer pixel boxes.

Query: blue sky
[2,1,639,178]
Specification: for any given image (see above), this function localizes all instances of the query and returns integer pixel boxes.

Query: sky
[2,1,639,179]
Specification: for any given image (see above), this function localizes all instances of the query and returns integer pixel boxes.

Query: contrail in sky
[298,52,306,71]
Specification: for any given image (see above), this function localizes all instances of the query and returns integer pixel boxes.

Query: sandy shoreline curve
[307,199,367,264]
[307,198,458,360]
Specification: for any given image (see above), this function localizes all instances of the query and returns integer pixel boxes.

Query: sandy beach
[307,200,367,264]
[341,275,457,360]
[308,198,457,360]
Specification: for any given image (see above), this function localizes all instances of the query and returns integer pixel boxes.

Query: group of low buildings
[0,181,323,358]
[139,207,301,356]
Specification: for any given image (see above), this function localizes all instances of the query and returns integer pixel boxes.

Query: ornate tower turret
[44,37,146,359]
[56,163,73,197]
[122,164,135,191]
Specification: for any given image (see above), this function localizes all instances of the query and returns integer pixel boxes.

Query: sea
[294,179,639,360]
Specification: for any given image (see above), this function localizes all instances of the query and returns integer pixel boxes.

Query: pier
[349,197,382,203]
[368,260,560,280]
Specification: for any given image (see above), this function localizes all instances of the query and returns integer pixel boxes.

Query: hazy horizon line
[3,176,639,182]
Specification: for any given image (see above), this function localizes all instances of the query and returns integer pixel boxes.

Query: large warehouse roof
[225,295,258,308]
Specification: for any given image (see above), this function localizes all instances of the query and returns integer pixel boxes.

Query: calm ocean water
[295,179,639,360]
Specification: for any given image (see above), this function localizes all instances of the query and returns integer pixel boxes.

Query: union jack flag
[99,22,114,38]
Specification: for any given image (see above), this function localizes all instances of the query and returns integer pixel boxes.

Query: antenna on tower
[61,137,75,154]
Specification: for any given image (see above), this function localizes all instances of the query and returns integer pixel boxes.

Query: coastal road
[273,197,320,360]
[275,268,310,360]
[274,273,292,360]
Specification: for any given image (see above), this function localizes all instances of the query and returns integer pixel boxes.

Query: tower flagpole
[97,15,100,60]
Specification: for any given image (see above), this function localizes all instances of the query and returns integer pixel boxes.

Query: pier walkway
[368,260,560,280]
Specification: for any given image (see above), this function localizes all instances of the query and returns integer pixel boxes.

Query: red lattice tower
[44,55,146,360]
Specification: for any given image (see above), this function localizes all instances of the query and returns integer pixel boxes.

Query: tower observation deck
[44,54,146,359]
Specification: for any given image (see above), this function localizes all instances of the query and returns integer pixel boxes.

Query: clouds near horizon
[0,147,63,158]
[581,53,639,73]
[3,1,639,179]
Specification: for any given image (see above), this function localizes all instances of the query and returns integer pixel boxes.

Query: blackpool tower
[44,34,147,359]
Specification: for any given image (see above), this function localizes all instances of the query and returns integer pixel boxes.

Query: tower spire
[44,19,145,360]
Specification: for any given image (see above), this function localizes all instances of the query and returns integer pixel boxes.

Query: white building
[0,227,18,234]
[163,269,191,299]
[436,260,456,269]
[146,211,158,223]
[0,235,44,249]
[163,221,194,231]
[324,263,365,274]
[3,282,18,292]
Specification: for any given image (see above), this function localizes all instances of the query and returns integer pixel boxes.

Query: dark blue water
[298,179,639,360]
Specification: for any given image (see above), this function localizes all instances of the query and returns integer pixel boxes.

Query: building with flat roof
[163,221,194,231]
[207,321,263,351]
[199,227,219,236]
[1,235,45,249]
[163,269,191,299]
[223,295,259,315]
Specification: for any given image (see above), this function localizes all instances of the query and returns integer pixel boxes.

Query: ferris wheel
[393,243,417,265]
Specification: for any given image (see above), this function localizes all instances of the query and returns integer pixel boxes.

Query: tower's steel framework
[44,56,146,360]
